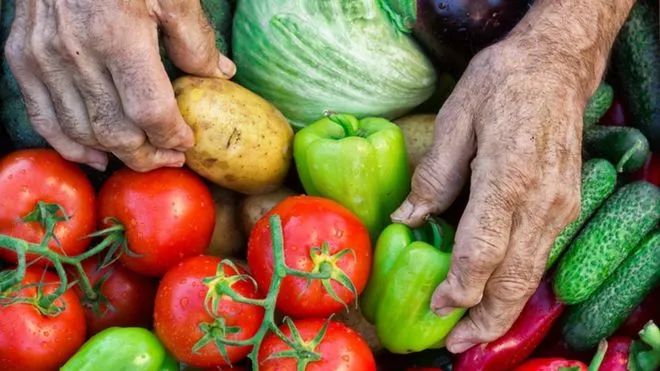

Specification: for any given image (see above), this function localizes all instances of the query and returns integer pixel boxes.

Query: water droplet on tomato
[180,297,189,309]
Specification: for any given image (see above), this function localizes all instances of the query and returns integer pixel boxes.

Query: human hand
[4,0,236,172]
[391,39,588,353]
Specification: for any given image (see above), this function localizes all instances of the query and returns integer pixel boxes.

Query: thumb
[155,0,236,78]
[392,105,476,227]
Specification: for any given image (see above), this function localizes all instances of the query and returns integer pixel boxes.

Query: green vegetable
[546,158,617,269]
[629,321,660,371]
[612,0,660,151]
[232,0,437,129]
[293,114,411,238]
[359,219,465,354]
[583,126,650,173]
[61,327,178,371]
[562,230,660,351]
[583,83,614,128]
[553,181,660,305]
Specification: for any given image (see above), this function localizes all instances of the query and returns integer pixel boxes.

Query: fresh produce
[173,76,294,195]
[583,126,650,173]
[207,186,247,259]
[454,277,566,371]
[333,305,383,354]
[617,287,660,338]
[382,0,531,72]
[0,267,86,371]
[394,114,435,170]
[294,114,411,238]
[257,318,377,370]
[553,181,660,304]
[247,196,372,318]
[511,358,588,371]
[561,229,660,351]
[61,327,179,371]
[599,96,629,127]
[612,0,660,151]
[0,149,96,265]
[629,321,660,371]
[97,167,216,277]
[631,153,660,187]
[238,187,296,235]
[599,337,631,371]
[360,219,465,354]
[154,255,265,368]
[583,82,614,128]
[231,0,436,128]
[72,256,159,336]
[546,158,618,269]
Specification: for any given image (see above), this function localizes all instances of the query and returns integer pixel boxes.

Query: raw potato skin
[174,76,294,195]
[238,187,296,235]
[394,114,436,171]
[206,185,247,259]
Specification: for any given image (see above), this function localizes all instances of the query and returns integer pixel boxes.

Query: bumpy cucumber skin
[613,1,660,151]
[583,83,614,129]
[546,159,617,269]
[562,230,660,351]
[583,126,651,174]
[553,181,660,305]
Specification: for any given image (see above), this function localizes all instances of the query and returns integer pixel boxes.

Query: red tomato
[0,149,96,265]
[512,358,587,371]
[258,318,376,371]
[73,255,159,336]
[97,167,215,277]
[154,255,264,368]
[0,267,86,371]
[247,196,371,318]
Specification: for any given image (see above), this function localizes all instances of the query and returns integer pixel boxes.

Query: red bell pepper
[511,358,588,371]
[629,152,660,187]
[454,277,565,371]
[405,368,442,371]
[599,96,628,127]
[599,337,631,371]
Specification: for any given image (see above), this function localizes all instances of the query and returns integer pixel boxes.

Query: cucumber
[612,0,660,151]
[553,181,660,304]
[561,229,660,351]
[583,83,614,129]
[546,159,617,269]
[583,126,650,173]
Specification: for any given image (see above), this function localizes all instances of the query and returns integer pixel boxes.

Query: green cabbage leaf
[232,0,437,129]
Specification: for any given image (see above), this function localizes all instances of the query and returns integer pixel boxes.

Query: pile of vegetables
[0,0,659,370]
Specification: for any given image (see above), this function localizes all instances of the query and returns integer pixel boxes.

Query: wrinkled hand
[4,0,236,171]
[392,39,586,354]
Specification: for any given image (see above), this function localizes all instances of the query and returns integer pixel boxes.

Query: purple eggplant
[385,0,533,73]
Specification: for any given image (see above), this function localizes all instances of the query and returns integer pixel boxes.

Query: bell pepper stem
[587,339,608,371]
[631,321,660,371]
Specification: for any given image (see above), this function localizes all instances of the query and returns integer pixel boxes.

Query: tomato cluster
[0,149,376,370]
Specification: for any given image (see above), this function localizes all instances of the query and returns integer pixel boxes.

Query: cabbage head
[232,0,437,129]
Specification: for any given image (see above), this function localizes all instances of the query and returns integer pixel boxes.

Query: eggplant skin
[414,0,533,72]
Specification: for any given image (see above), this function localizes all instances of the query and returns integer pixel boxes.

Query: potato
[239,187,296,235]
[334,306,384,354]
[394,114,435,171]
[206,186,247,259]
[174,76,294,195]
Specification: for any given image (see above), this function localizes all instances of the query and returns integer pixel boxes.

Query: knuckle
[125,98,174,128]
[454,241,503,279]
[95,125,144,152]
[4,37,24,67]
[488,275,534,303]
[443,273,483,307]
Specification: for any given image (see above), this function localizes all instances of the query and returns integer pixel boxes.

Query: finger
[105,25,194,152]
[155,0,235,78]
[76,64,186,172]
[391,93,476,227]
[430,159,523,315]
[445,207,545,354]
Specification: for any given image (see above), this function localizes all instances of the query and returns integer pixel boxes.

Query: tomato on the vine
[0,149,96,265]
[73,255,159,336]
[247,196,371,318]
[154,255,264,368]
[97,167,215,277]
[0,267,87,371]
[258,318,376,371]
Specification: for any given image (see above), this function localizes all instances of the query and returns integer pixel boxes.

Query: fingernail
[218,56,236,78]
[167,159,186,168]
[448,342,474,354]
[88,162,107,172]
[391,199,414,222]
[433,306,456,317]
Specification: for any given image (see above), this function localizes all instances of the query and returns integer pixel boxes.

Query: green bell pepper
[360,218,466,354]
[61,327,179,371]
[293,113,411,238]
